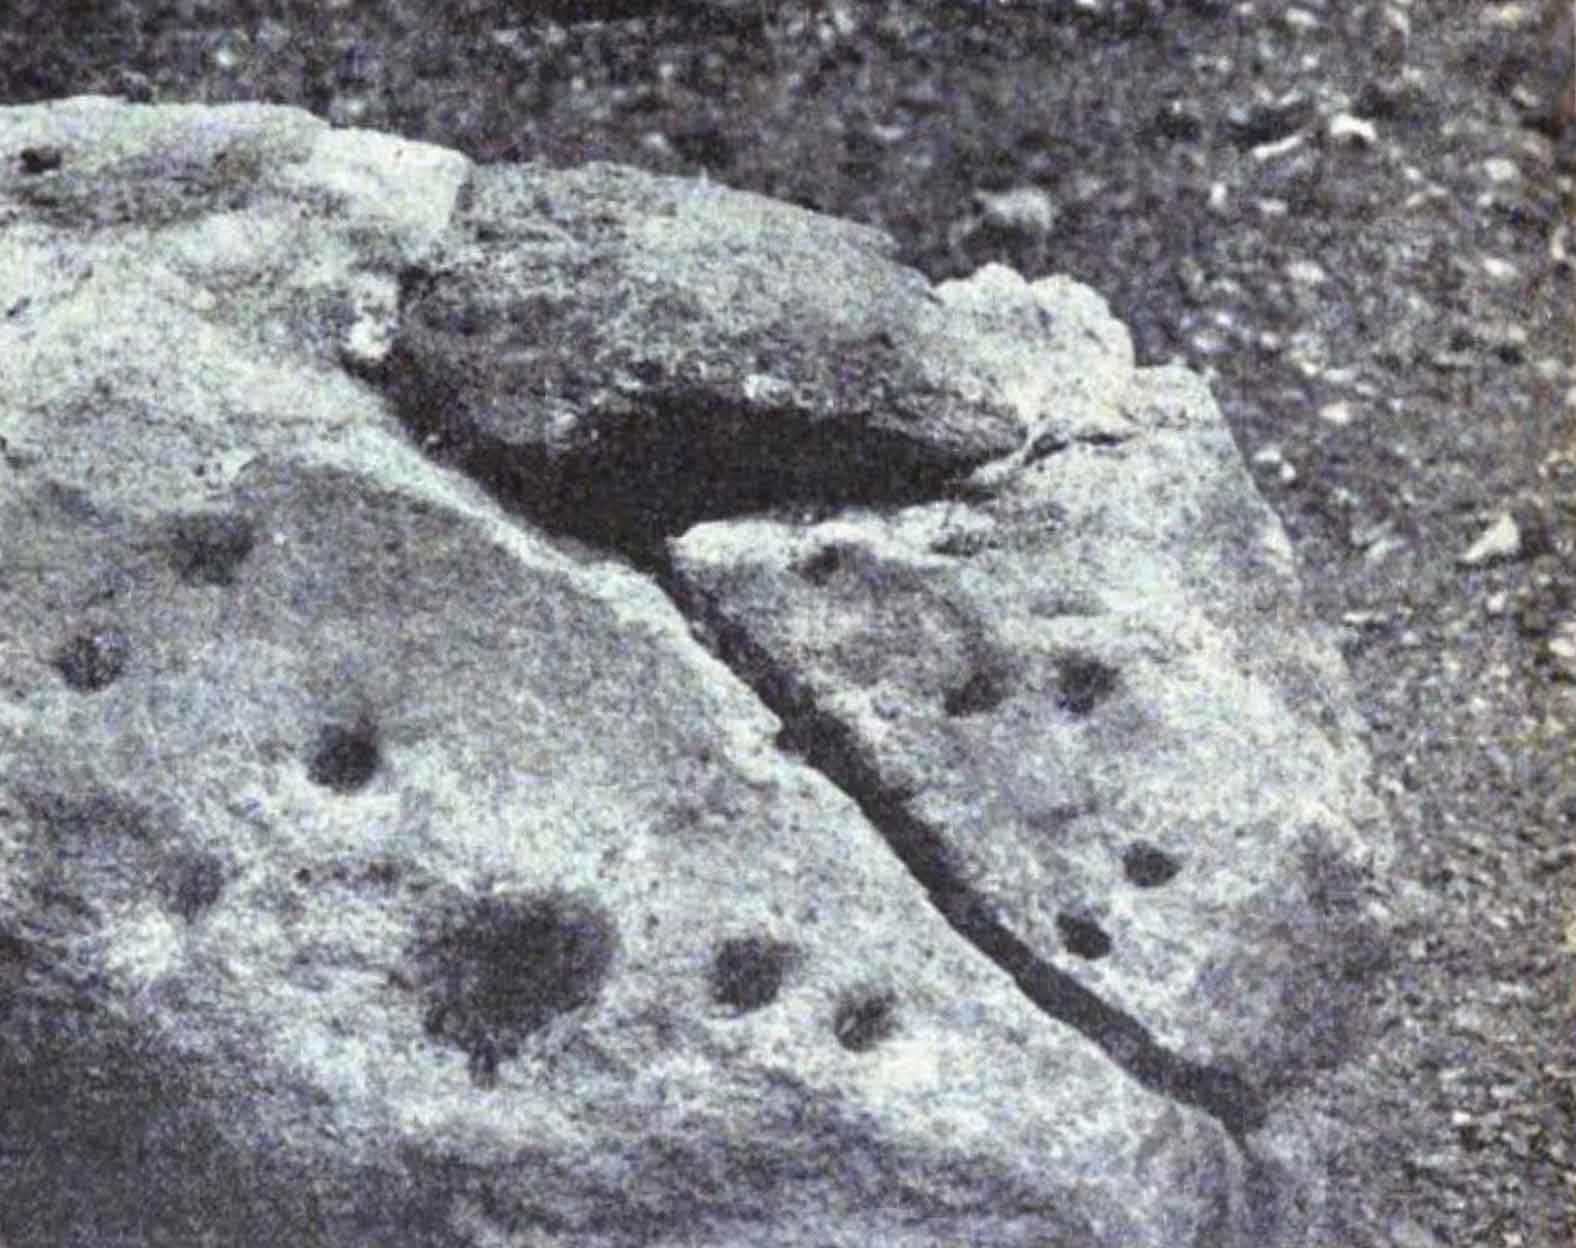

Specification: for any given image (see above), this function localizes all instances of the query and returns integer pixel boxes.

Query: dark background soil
[3,2,1572,1244]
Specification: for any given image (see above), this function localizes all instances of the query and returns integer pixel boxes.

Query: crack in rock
[662,566,1270,1139]
[399,386,1277,1137]
[388,279,1275,1135]
[377,155,1377,1189]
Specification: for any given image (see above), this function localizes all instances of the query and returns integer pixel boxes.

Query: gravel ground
[4,2,1573,1244]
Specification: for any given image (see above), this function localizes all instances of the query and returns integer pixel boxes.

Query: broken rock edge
[378,296,1276,1146]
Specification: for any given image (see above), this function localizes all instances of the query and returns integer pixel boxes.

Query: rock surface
[387,161,1026,561]
[0,97,1394,1247]
[669,345,1391,1119]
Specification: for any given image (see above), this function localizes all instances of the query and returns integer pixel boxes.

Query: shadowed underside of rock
[0,97,1394,1248]
[386,161,1027,561]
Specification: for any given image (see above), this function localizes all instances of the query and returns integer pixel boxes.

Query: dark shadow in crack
[387,323,1267,1135]
[694,598,1269,1139]
[817,748,1266,1137]
[383,335,967,573]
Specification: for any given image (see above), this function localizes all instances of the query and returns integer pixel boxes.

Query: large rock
[669,319,1389,1117]
[0,97,1394,1247]
[386,161,1027,559]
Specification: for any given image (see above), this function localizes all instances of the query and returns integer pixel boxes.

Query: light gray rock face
[669,343,1389,1119]
[1,97,1393,1247]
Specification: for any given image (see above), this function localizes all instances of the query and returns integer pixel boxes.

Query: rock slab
[387,161,1027,559]
[0,97,1394,1247]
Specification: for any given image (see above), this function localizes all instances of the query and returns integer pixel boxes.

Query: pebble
[1285,259,1327,285]
[1482,157,1521,184]
[1459,514,1522,567]
[1329,113,1379,148]
[1480,257,1519,283]
[974,186,1057,241]
[1252,133,1305,162]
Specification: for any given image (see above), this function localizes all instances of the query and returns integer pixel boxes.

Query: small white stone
[1190,328,1227,356]
[1371,7,1410,67]
[1364,536,1405,564]
[339,271,401,371]
[1548,623,1576,664]
[1459,513,1521,566]
[1479,3,1534,31]
[1285,260,1327,286]
[1483,157,1521,184]
[1480,256,1518,282]
[1328,113,1377,148]
[975,186,1058,241]
[1319,400,1354,426]
[1252,133,1305,162]
[743,373,792,403]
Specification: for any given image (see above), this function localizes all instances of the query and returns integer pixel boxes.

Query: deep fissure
[660,566,1269,1139]
[387,349,1268,1135]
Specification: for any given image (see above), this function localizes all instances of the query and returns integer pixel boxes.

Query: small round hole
[943,665,1009,717]
[415,889,619,1086]
[833,990,898,1053]
[1056,913,1112,960]
[168,854,226,922]
[711,936,792,1013]
[307,718,381,793]
[53,629,130,692]
[795,544,848,586]
[1055,654,1118,715]
[171,512,256,587]
[1122,842,1181,888]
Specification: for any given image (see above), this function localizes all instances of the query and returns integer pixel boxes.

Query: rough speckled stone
[0,96,1395,1248]
[386,162,1029,558]
[668,354,1392,1114]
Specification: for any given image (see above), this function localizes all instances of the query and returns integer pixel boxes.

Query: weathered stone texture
[0,96,1395,1248]
[387,162,1028,557]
